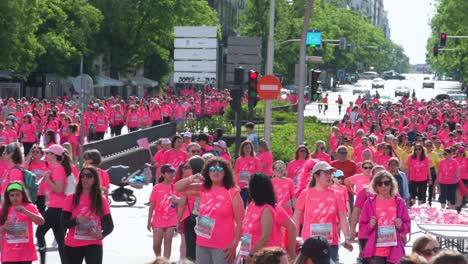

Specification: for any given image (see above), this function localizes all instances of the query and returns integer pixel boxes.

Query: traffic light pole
[235,83,243,160]
[297,0,315,146]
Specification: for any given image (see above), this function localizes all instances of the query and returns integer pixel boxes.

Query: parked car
[448,93,467,105]
[359,71,380,80]
[434,93,449,101]
[394,86,410,97]
[422,77,435,89]
[353,82,370,95]
[379,94,398,104]
[372,78,385,89]
[382,70,405,80]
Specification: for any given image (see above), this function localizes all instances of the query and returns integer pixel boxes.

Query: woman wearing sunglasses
[411,235,440,262]
[345,160,374,195]
[311,140,331,164]
[234,141,262,206]
[407,144,431,206]
[175,157,244,264]
[62,167,114,264]
[25,145,50,215]
[359,171,410,264]
[286,145,309,187]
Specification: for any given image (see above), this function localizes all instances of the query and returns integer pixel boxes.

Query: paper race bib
[376,226,398,247]
[310,223,333,244]
[74,219,98,240]
[6,222,29,243]
[239,234,252,256]
[194,215,216,239]
[131,116,137,121]
[240,171,250,184]
[97,119,104,125]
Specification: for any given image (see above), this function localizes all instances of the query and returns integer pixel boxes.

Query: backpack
[14,166,39,203]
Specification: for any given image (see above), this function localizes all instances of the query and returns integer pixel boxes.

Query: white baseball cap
[183,132,193,138]
[311,161,336,175]
[161,138,171,145]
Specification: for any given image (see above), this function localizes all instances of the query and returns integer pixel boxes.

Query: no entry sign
[257,75,282,100]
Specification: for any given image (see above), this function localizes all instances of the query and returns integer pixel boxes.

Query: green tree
[89,0,219,82]
[0,0,44,75]
[35,0,103,76]
[428,0,468,79]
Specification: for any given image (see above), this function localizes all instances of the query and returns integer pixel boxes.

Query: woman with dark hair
[234,141,262,205]
[375,143,396,170]
[2,143,25,195]
[437,148,459,209]
[36,144,73,264]
[241,173,297,262]
[176,156,205,261]
[19,113,37,156]
[254,247,289,264]
[286,145,309,187]
[83,149,111,196]
[61,167,114,264]
[175,157,244,264]
[25,145,50,215]
[359,171,411,264]
[411,235,440,262]
[44,129,57,148]
[161,135,189,175]
[292,161,353,262]
[429,250,468,264]
[0,181,45,263]
[407,144,431,206]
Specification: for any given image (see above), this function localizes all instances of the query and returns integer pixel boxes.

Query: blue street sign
[306,30,322,46]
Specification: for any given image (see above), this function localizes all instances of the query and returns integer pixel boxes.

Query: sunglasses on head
[376,180,391,187]
[420,247,440,256]
[80,173,94,179]
[209,166,224,172]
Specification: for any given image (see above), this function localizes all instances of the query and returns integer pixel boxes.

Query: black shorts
[409,180,427,202]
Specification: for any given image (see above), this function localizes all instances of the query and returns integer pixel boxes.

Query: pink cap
[214,140,227,149]
[45,144,65,156]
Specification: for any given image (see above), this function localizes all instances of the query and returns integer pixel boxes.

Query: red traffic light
[249,71,258,81]
[441,33,447,39]
[440,33,447,47]
[433,46,439,56]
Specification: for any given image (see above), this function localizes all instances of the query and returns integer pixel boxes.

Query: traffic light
[440,33,447,47]
[248,70,259,107]
[433,45,439,57]
[229,89,242,109]
[234,66,245,85]
[310,70,321,102]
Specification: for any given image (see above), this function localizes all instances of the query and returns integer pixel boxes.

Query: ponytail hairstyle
[54,149,73,176]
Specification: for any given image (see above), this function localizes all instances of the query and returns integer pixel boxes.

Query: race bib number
[293,175,299,186]
[131,116,137,121]
[97,119,104,125]
[74,219,98,240]
[194,215,216,239]
[376,226,397,247]
[310,223,333,244]
[239,234,252,256]
[6,222,29,243]
[240,171,250,184]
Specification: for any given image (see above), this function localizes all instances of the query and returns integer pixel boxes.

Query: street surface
[306,74,463,123]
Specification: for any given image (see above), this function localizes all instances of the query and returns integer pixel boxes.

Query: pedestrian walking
[147,164,180,259]
[36,144,73,264]
[336,94,343,115]
[0,181,45,264]
[62,167,114,264]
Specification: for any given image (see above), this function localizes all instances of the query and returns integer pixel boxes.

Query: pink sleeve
[336,192,346,212]
[354,188,368,208]
[102,196,111,215]
[25,203,40,215]
[101,170,110,189]
[295,190,306,212]
[52,166,67,182]
[149,185,159,203]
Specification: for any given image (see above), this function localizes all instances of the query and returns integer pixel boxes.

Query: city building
[345,0,390,38]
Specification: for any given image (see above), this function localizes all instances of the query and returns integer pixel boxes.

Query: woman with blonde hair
[311,140,331,163]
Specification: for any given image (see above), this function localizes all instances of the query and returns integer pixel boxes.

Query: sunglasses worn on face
[363,166,373,170]
[209,166,224,172]
[338,152,348,154]
[420,247,440,256]
[191,149,201,154]
[377,180,391,187]
[32,150,41,154]
[80,173,94,179]
[336,177,344,180]
[274,167,285,171]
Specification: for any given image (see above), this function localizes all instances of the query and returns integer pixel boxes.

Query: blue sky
[384,0,436,65]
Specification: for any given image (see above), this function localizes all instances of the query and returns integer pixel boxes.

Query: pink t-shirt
[347,174,371,194]
[286,159,306,186]
[47,164,67,208]
[162,149,189,175]
[0,131,10,145]
[295,188,346,245]
[272,177,295,216]
[0,203,40,262]
[1,167,24,195]
[258,151,273,176]
[19,123,36,143]
[313,152,331,164]
[149,183,178,228]
[456,157,468,180]
[234,156,262,189]
[28,161,50,196]
[0,161,8,187]
[354,187,370,239]
[98,169,110,189]
[196,186,241,249]
[374,197,397,257]
[62,194,111,247]
[438,159,459,184]
[407,157,430,182]
[241,203,277,256]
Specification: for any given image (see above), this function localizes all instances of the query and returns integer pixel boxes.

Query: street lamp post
[297,0,315,146]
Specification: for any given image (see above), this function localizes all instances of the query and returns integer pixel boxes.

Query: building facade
[345,0,390,38]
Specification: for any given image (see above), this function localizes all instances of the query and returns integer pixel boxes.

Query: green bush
[228,120,330,164]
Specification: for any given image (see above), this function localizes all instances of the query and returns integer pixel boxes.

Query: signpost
[257,75,282,100]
